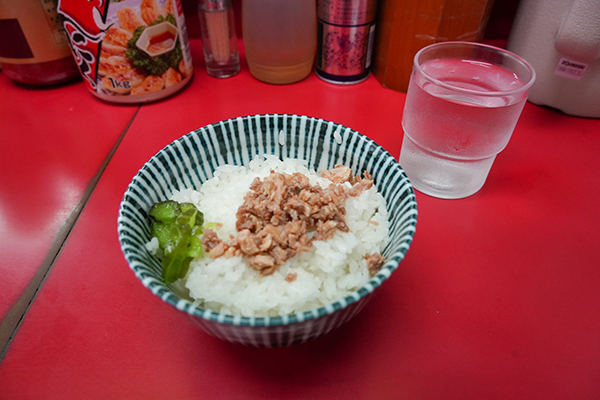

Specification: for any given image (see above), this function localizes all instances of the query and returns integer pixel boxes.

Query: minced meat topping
[202,165,385,277]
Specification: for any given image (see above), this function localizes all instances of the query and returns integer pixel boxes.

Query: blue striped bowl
[118,114,417,347]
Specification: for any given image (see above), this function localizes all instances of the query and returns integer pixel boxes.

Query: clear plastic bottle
[242,0,316,84]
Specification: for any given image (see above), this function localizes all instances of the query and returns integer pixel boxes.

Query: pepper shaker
[316,0,378,84]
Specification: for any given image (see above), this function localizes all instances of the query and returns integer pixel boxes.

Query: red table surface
[1,39,600,399]
[0,74,138,324]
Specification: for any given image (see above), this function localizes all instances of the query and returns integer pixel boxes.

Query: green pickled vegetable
[187,225,204,258]
[150,200,180,223]
[148,200,205,284]
[150,221,171,248]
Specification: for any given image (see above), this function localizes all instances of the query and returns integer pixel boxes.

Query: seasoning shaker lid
[199,0,231,11]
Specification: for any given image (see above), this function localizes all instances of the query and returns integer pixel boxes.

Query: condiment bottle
[0,0,79,86]
[316,0,378,84]
[198,0,240,78]
[242,0,317,84]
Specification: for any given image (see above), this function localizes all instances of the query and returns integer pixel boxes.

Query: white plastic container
[507,0,600,118]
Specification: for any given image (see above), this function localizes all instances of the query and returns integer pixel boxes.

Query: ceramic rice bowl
[117,114,417,347]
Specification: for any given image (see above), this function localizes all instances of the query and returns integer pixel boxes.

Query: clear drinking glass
[399,41,536,199]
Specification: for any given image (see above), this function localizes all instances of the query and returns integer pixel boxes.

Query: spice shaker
[0,0,79,86]
[198,0,240,78]
[242,0,316,84]
[316,0,378,84]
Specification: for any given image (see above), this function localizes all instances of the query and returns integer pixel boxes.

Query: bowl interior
[118,114,417,328]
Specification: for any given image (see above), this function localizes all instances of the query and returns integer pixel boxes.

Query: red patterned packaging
[58,0,193,103]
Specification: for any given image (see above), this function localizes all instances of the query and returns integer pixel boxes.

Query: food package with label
[58,0,194,103]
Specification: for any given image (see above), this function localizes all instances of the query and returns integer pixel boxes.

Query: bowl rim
[118,113,418,327]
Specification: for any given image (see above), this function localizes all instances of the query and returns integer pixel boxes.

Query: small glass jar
[198,0,240,78]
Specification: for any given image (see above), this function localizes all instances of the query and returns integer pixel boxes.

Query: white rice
[169,155,389,317]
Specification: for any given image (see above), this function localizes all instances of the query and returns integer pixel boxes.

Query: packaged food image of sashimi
[58,0,193,103]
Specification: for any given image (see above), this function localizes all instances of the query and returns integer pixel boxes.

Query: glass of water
[399,41,536,199]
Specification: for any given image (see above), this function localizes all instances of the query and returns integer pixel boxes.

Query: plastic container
[242,0,316,84]
[0,0,79,86]
[507,0,600,118]
[57,0,193,103]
